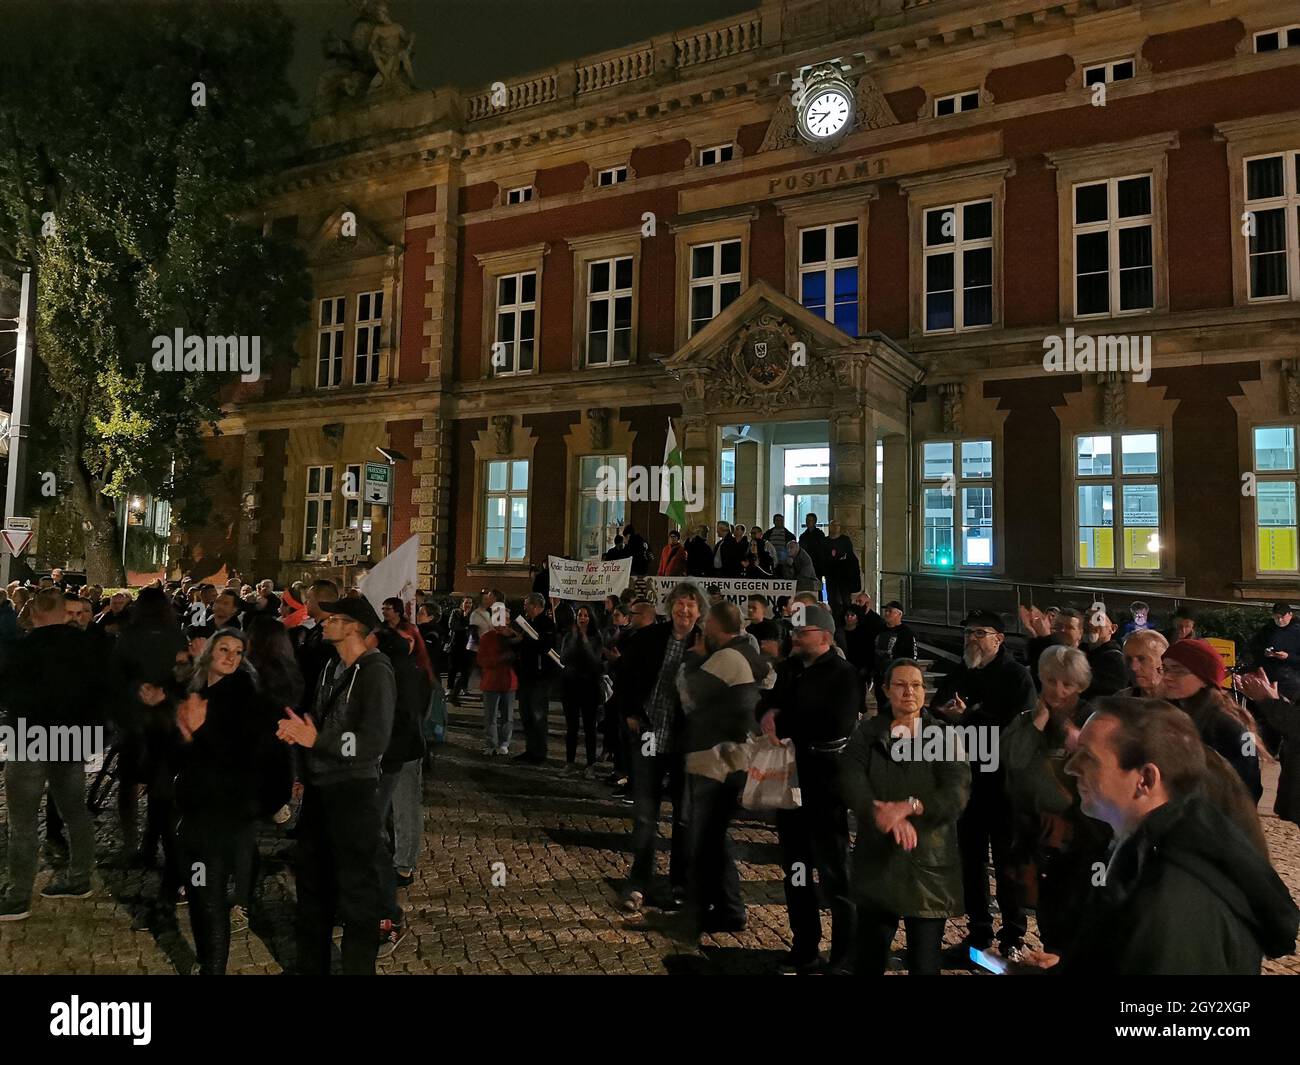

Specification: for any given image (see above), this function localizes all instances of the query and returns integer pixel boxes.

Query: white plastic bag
[741,737,801,810]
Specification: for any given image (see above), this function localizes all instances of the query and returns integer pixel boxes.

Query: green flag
[660,420,687,529]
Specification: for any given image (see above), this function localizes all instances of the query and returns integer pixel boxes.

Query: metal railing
[881,569,1271,635]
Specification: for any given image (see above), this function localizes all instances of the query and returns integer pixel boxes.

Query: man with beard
[759,605,861,973]
[931,609,1035,958]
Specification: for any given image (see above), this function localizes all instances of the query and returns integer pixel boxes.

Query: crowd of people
[1,559,1299,976]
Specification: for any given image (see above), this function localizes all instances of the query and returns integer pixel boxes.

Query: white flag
[361,535,419,621]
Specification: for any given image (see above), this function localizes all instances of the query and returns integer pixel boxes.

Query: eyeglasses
[964,628,997,640]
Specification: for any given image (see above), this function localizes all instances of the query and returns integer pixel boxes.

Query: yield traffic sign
[1,527,33,556]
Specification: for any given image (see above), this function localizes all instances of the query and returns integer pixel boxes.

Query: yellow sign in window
[1079,528,1114,569]
[1124,527,1159,570]
[1258,527,1298,572]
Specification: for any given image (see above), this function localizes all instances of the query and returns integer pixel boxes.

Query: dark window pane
[1076,231,1109,274]
[1247,156,1285,200]
[1119,224,1152,268]
[692,244,713,279]
[520,308,535,342]
[801,272,825,309]
[590,260,609,293]
[1119,265,1153,310]
[1075,183,1108,224]
[615,257,633,289]
[1117,176,1151,218]
[926,292,954,331]
[936,96,955,116]
[963,247,992,288]
[964,201,992,240]
[961,92,979,110]
[521,272,536,303]
[518,338,534,370]
[691,286,713,324]
[720,280,741,309]
[358,292,371,321]
[498,275,516,306]
[801,228,826,265]
[1251,253,1289,299]
[1077,273,1109,316]
[374,292,383,319]
[497,312,515,343]
[1256,31,1280,52]
[1085,66,1105,86]
[612,328,630,360]
[1251,208,1287,253]
[833,302,856,335]
[1112,60,1134,80]
[964,285,993,327]
[926,252,954,292]
[614,295,632,330]
[1290,27,1300,47]
[925,209,953,246]
[834,223,858,260]
[588,332,607,364]
[720,240,742,275]
[588,299,609,332]
[833,266,856,301]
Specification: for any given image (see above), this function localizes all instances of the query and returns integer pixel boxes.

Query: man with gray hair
[619,583,706,912]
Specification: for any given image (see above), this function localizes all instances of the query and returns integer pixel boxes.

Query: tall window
[483,459,529,562]
[1244,151,1300,301]
[1072,174,1154,317]
[354,290,383,385]
[720,447,735,525]
[316,296,345,388]
[586,256,633,365]
[920,440,993,568]
[343,463,372,557]
[923,200,993,332]
[781,447,829,532]
[1253,426,1299,573]
[576,455,627,559]
[1075,432,1161,572]
[689,239,742,336]
[799,222,858,335]
[303,465,334,559]
[493,271,536,376]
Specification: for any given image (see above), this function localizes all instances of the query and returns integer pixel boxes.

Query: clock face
[800,86,853,141]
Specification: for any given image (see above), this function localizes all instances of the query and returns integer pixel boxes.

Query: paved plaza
[2,701,1298,976]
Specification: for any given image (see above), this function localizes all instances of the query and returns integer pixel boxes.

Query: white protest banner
[361,535,419,620]
[643,576,795,614]
[547,556,632,600]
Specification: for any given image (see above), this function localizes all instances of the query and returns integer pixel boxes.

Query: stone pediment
[305,206,398,265]
[659,279,860,413]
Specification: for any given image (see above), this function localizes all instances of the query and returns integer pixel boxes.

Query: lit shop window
[576,455,627,559]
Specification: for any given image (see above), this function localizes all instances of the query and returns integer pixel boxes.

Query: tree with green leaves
[0,0,310,583]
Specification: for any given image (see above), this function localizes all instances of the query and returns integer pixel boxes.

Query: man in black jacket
[871,601,916,710]
[759,604,861,972]
[711,521,744,578]
[623,524,651,577]
[798,513,828,580]
[931,609,1036,956]
[1252,601,1300,684]
[1084,608,1127,699]
[511,594,559,764]
[1024,698,1298,974]
[278,597,395,975]
[0,589,105,919]
[293,579,339,715]
[685,525,713,577]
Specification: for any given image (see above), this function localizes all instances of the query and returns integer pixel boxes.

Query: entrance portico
[660,280,923,591]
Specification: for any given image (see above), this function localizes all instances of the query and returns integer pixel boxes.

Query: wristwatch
[908,795,920,815]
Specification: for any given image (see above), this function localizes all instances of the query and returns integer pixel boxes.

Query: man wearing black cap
[1251,602,1300,684]
[931,609,1035,957]
[759,604,862,972]
[278,596,395,975]
[871,601,916,711]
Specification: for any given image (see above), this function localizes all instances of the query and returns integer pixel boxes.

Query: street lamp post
[122,496,143,578]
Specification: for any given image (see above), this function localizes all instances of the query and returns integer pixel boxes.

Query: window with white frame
[303,465,334,559]
[720,447,735,525]
[576,455,627,559]
[597,165,628,187]
[1244,150,1300,300]
[492,271,537,376]
[1252,426,1300,573]
[483,459,529,562]
[1072,174,1154,317]
[342,463,373,557]
[353,290,383,385]
[1084,58,1135,85]
[316,296,345,389]
[586,256,633,365]
[689,239,742,335]
[920,440,994,568]
[1074,432,1161,573]
[935,91,979,117]
[923,200,993,332]
[799,222,859,335]
[699,144,735,167]
[1255,26,1300,52]
[506,185,534,204]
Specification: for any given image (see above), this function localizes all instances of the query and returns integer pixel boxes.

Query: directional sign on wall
[364,462,392,505]
[2,517,33,556]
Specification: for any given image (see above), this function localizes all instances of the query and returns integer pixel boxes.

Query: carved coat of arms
[730,316,794,392]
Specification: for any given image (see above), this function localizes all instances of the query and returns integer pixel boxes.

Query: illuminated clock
[795,66,856,145]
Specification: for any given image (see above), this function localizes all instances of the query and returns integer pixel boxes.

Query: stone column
[829,406,876,592]
[680,413,714,528]
[734,439,760,529]
[237,431,263,578]
[880,433,910,604]
[412,412,453,590]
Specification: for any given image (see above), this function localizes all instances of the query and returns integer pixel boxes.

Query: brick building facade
[205,0,1300,605]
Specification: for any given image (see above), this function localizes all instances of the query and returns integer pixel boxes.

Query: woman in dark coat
[838,659,970,975]
[1002,645,1109,953]
[558,605,606,773]
[175,629,281,975]
[1238,668,1300,827]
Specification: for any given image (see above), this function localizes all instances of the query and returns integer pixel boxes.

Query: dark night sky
[282,0,759,109]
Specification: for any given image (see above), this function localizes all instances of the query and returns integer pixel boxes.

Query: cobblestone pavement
[1,699,1298,975]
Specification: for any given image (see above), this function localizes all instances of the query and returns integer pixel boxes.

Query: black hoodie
[1059,793,1298,975]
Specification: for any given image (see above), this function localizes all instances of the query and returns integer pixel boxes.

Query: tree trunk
[67,460,124,586]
